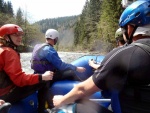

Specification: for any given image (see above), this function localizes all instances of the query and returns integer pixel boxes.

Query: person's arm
[45,47,85,72]
[53,76,100,108]
[76,67,86,72]
[3,48,53,87]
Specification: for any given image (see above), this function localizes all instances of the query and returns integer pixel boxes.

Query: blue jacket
[31,43,76,73]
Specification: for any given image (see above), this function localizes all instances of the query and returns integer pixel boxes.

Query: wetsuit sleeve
[40,46,76,71]
[2,48,40,87]
[92,49,127,91]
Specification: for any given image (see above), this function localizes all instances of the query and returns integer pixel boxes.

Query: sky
[5,0,87,23]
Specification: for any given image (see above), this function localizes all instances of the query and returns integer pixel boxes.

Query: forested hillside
[35,16,78,50]
[36,0,124,53]
[0,0,124,53]
[0,0,45,52]
[74,0,123,52]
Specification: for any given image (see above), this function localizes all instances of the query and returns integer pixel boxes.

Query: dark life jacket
[0,70,15,96]
[31,43,55,74]
[111,41,150,113]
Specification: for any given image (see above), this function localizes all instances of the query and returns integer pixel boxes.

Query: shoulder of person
[134,38,150,44]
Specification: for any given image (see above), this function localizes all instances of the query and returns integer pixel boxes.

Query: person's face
[46,37,58,46]
[9,32,23,46]
[46,38,54,46]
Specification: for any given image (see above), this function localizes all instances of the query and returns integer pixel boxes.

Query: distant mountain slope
[35,16,79,49]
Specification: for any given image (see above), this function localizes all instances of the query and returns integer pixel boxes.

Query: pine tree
[97,0,123,51]
[0,0,4,13]
[16,8,24,26]
[74,0,90,48]
[7,1,14,16]
[74,0,102,50]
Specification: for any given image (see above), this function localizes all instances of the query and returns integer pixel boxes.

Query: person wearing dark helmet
[0,24,54,113]
[53,1,150,113]
[115,28,125,47]
[31,29,85,109]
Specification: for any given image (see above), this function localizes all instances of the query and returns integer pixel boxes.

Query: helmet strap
[124,25,138,44]
[54,37,58,45]
[7,35,18,50]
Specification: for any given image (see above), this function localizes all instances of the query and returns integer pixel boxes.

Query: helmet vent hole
[135,12,140,17]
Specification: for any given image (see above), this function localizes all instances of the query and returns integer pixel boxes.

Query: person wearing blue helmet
[52,1,150,113]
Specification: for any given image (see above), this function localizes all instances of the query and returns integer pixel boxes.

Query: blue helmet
[119,0,150,27]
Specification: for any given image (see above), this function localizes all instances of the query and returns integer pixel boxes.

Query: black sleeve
[92,47,128,91]
[38,74,42,81]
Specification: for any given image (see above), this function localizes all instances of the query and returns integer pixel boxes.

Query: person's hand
[0,102,11,113]
[0,100,5,106]
[53,95,64,108]
[88,59,95,67]
[42,71,54,81]
[76,67,86,73]
[88,59,100,69]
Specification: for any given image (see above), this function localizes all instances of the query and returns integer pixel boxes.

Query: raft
[9,55,111,113]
